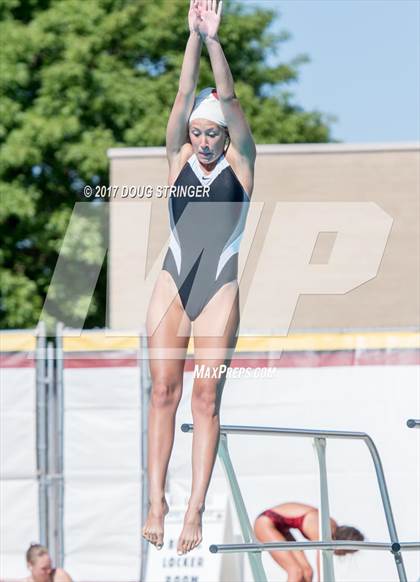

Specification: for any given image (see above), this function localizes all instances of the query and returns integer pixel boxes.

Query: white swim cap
[189,87,227,128]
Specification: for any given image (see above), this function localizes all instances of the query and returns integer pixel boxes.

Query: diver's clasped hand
[189,0,223,41]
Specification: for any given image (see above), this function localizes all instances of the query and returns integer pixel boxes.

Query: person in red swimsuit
[254,502,364,582]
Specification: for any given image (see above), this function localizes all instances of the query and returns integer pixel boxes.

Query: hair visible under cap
[26,542,49,564]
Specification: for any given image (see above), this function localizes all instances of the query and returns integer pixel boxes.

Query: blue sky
[241,0,420,143]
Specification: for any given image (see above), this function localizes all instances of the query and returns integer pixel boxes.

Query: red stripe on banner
[1,349,419,369]
[184,349,420,371]
[64,357,139,368]
[0,353,36,368]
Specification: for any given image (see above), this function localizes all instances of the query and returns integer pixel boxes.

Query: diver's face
[29,554,53,581]
[189,120,227,164]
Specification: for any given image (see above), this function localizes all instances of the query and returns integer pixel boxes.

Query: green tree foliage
[0,0,335,329]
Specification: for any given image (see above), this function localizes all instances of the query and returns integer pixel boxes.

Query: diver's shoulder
[225,147,254,196]
[168,143,194,184]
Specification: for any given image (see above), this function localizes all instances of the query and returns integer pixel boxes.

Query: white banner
[145,496,228,582]
[1,365,38,580]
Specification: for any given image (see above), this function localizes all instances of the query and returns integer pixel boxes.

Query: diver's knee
[286,566,304,582]
[150,379,182,408]
[191,380,218,416]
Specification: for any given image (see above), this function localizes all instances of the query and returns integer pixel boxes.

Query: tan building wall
[107,143,420,332]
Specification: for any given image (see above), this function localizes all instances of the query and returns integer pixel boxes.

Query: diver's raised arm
[198,1,232,99]
[166,1,203,159]
[199,1,255,162]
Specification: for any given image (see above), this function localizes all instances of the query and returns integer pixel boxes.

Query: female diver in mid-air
[142,0,256,556]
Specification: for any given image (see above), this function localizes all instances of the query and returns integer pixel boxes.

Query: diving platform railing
[181,423,420,582]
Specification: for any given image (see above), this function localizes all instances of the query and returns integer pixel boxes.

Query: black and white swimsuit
[162,153,250,321]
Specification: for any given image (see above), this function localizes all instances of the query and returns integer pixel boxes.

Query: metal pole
[55,322,65,567]
[140,330,151,582]
[406,419,420,428]
[209,540,420,553]
[46,341,56,562]
[363,436,408,582]
[313,438,335,582]
[36,321,48,546]
[217,433,267,582]
[181,424,367,440]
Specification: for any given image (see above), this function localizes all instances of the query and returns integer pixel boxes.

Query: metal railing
[140,330,152,582]
[35,322,66,567]
[209,540,420,553]
[36,321,48,547]
[181,423,420,582]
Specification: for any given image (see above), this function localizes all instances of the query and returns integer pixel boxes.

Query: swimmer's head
[332,525,365,556]
[26,543,53,581]
[189,87,227,128]
[189,87,230,164]
[189,119,230,164]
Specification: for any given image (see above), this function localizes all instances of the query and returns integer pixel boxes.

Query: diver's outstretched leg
[143,271,191,549]
[177,281,239,554]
